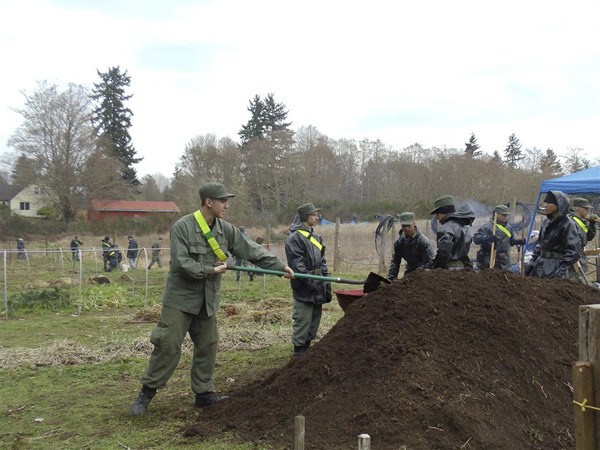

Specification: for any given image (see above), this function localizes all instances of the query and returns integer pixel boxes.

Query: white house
[0,184,49,217]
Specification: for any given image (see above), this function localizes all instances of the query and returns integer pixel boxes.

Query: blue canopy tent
[527,165,600,241]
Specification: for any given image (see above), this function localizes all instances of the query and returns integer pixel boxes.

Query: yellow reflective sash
[193,210,228,262]
[297,229,323,251]
[573,216,589,234]
[496,223,512,238]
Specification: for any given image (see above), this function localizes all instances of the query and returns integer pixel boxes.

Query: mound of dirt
[187,270,599,449]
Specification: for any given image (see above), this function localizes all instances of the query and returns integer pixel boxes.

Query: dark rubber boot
[294,345,306,356]
[194,391,229,408]
[131,386,157,416]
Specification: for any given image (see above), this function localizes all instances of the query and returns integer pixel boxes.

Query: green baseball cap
[199,182,236,202]
[398,212,416,225]
[298,203,321,221]
[572,197,591,209]
[494,205,510,215]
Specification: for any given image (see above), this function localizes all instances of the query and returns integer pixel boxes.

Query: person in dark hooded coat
[525,190,580,279]
[285,203,332,356]
[429,196,472,270]
[388,212,434,279]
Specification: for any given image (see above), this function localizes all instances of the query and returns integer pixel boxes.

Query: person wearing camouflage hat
[525,190,580,279]
[131,182,294,416]
[473,204,526,271]
[428,196,473,270]
[388,212,434,280]
[568,197,597,273]
[285,202,332,356]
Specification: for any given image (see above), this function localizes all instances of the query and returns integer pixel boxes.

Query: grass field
[0,264,349,449]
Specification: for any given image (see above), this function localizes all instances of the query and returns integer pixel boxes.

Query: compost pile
[187,270,599,449]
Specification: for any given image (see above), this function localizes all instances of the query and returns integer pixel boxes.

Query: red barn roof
[90,200,180,213]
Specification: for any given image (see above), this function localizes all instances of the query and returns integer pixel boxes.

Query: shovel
[230,265,390,292]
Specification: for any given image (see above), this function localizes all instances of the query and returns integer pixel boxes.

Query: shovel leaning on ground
[230,265,390,293]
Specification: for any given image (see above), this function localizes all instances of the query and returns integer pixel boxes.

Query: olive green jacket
[163,213,286,316]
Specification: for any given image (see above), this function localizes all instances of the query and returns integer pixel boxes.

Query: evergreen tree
[464,132,481,157]
[503,133,523,167]
[564,147,591,173]
[91,66,141,184]
[539,148,562,175]
[491,150,503,163]
[238,93,292,146]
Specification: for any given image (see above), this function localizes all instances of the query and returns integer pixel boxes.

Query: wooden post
[573,361,596,450]
[266,223,272,251]
[358,433,371,450]
[334,218,340,272]
[578,305,600,448]
[294,415,305,450]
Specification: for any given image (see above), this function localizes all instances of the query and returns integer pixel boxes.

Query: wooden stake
[579,305,600,448]
[573,361,596,450]
[334,218,340,272]
[294,415,305,450]
[358,434,371,450]
[520,215,525,278]
[489,212,498,270]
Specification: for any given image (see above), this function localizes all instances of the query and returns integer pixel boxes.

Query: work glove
[485,234,500,244]
[513,238,526,246]
[524,262,534,276]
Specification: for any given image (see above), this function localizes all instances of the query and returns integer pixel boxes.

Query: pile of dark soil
[186,270,599,449]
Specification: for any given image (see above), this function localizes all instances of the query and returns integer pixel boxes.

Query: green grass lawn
[0,272,348,449]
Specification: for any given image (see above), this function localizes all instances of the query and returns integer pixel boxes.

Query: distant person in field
[285,202,332,357]
[106,244,122,272]
[70,235,83,261]
[147,237,163,269]
[525,190,580,279]
[387,212,434,280]
[131,182,293,417]
[568,197,597,274]
[127,235,139,269]
[428,196,471,270]
[101,236,112,271]
[16,236,26,259]
[474,204,525,271]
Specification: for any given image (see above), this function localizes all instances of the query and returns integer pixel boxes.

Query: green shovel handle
[231,265,364,285]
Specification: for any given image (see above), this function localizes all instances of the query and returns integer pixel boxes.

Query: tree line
[2,68,597,228]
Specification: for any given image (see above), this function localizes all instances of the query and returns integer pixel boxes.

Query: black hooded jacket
[527,190,581,279]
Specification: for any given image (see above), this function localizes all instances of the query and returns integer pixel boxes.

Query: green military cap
[429,195,455,215]
[494,204,510,215]
[398,212,416,225]
[199,182,236,202]
[298,202,321,221]
[572,197,591,209]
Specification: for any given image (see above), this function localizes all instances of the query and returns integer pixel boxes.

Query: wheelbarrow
[231,266,389,311]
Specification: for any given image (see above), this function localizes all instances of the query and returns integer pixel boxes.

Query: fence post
[358,433,370,449]
[334,218,340,272]
[573,361,596,449]
[294,415,305,450]
[3,250,7,318]
[378,228,386,274]
[578,304,600,448]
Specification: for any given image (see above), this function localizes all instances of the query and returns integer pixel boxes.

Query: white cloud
[1,0,598,178]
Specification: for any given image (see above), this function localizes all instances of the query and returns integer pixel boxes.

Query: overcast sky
[0,0,598,179]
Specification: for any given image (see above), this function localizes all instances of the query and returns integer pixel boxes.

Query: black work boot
[131,386,157,416]
[304,340,311,350]
[293,345,306,356]
[194,391,229,408]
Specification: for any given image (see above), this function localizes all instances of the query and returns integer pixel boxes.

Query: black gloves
[524,263,534,276]
[513,238,526,246]
[485,234,500,244]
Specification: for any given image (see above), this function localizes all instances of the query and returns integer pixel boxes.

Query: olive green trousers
[140,304,218,394]
[292,299,322,347]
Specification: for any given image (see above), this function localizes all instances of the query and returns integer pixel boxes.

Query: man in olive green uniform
[147,237,163,269]
[131,182,294,416]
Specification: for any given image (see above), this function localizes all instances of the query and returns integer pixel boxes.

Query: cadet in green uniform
[131,182,294,416]
[147,237,163,269]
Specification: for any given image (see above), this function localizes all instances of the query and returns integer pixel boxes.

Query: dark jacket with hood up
[432,205,474,269]
[526,190,581,279]
[388,227,434,279]
[285,215,332,305]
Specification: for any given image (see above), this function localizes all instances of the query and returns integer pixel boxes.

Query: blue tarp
[539,165,600,194]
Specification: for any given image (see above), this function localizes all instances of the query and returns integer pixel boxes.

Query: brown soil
[186,269,599,449]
